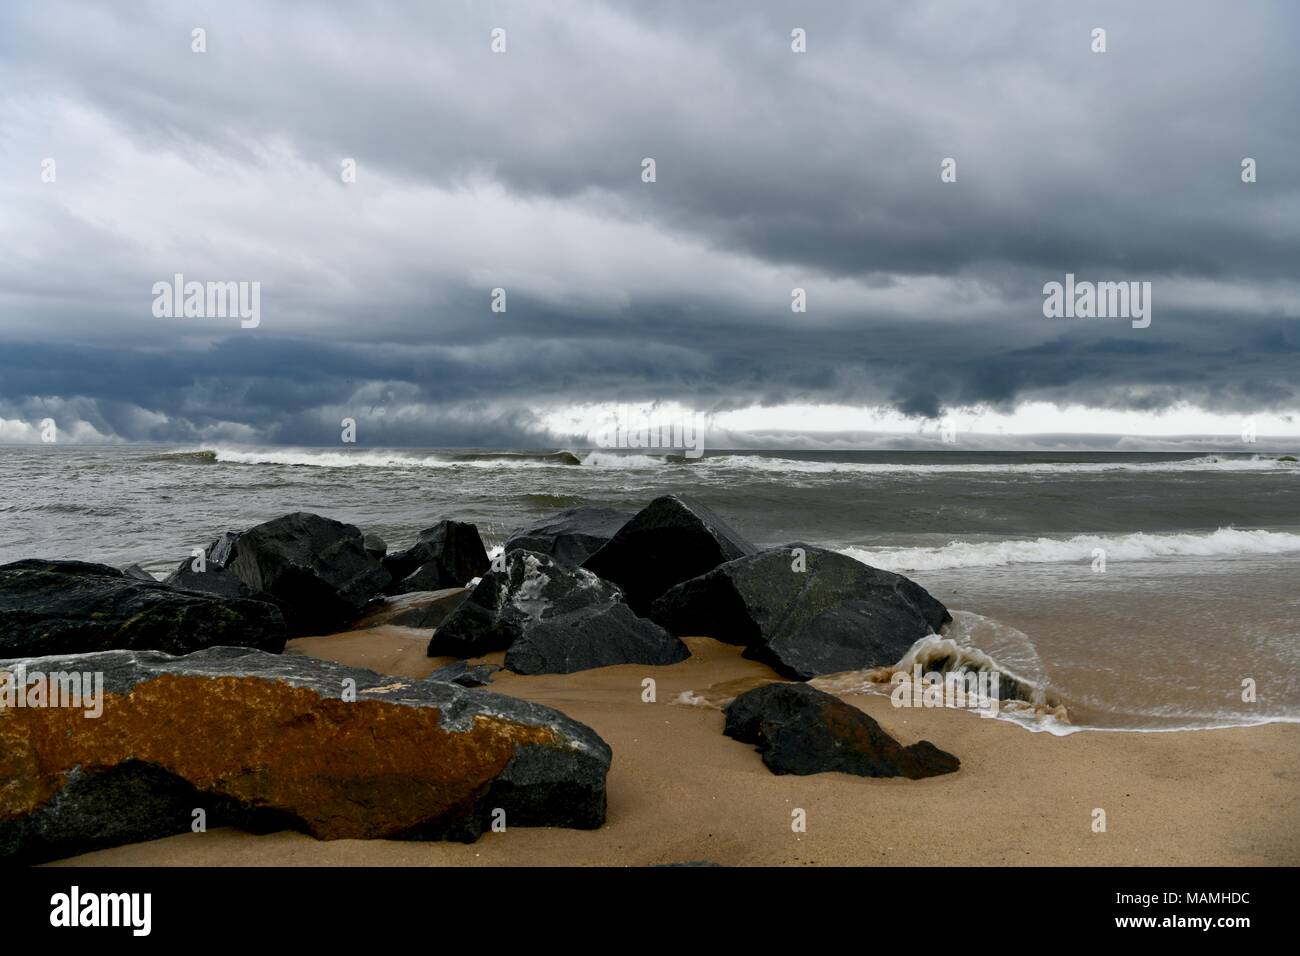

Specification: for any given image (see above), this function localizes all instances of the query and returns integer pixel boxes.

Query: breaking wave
[142,450,218,463]
[156,448,1298,476]
[811,610,1073,733]
[676,610,1296,735]
[187,447,583,469]
[842,527,1300,572]
[698,453,1299,476]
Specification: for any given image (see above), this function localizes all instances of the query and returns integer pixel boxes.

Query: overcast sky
[1,0,1297,447]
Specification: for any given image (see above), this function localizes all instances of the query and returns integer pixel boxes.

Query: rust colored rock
[0,647,610,862]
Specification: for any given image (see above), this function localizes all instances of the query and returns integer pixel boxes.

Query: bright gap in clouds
[538,401,1300,444]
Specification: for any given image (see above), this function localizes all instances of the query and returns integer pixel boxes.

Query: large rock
[724,682,959,779]
[0,559,286,657]
[581,496,756,615]
[384,520,489,594]
[164,558,266,602]
[161,530,274,603]
[428,550,690,675]
[0,646,611,862]
[504,507,632,568]
[354,588,472,630]
[223,512,391,634]
[650,545,949,679]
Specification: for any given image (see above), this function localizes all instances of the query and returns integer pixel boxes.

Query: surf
[842,527,1300,572]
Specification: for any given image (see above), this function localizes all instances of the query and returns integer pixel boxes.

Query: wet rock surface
[0,559,286,657]
[652,545,949,678]
[582,495,757,615]
[222,512,391,634]
[384,520,489,594]
[724,682,960,779]
[430,549,690,674]
[504,506,632,568]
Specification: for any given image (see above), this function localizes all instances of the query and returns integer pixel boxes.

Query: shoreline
[48,633,1300,867]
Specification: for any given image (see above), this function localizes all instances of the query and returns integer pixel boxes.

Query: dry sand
[51,629,1300,867]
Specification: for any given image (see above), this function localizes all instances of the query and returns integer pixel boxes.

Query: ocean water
[2,444,1298,734]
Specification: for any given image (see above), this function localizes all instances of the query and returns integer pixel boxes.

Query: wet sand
[50,631,1300,867]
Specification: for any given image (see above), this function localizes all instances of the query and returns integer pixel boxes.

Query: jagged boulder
[651,545,949,679]
[163,529,288,606]
[164,559,266,602]
[429,550,690,675]
[0,646,611,862]
[724,682,959,779]
[384,520,489,594]
[0,559,286,657]
[504,507,632,568]
[581,496,756,615]
[222,512,391,634]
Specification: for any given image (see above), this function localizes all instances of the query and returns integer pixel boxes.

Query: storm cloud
[1,0,1297,445]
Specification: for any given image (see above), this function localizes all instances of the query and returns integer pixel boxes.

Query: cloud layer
[2,0,1298,445]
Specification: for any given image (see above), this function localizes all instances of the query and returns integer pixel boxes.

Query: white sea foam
[660,606,1300,735]
[579,451,671,469]
[698,453,1299,476]
[199,447,573,469]
[841,527,1300,572]
[510,553,550,617]
[189,447,1298,474]
[810,610,1071,729]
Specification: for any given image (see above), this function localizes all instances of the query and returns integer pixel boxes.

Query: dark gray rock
[362,532,387,561]
[427,660,501,688]
[651,545,949,679]
[224,512,391,634]
[429,550,690,675]
[384,520,489,594]
[120,564,155,582]
[0,760,298,866]
[159,530,260,600]
[355,588,471,630]
[0,646,611,862]
[581,495,756,615]
[0,559,286,657]
[164,558,266,602]
[205,531,241,569]
[504,507,633,567]
[724,682,960,779]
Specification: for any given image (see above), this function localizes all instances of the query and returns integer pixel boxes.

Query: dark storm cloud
[0,0,1297,443]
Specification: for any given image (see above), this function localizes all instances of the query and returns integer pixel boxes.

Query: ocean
[2,444,1297,735]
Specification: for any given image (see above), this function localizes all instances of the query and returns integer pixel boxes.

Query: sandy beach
[49,630,1300,867]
